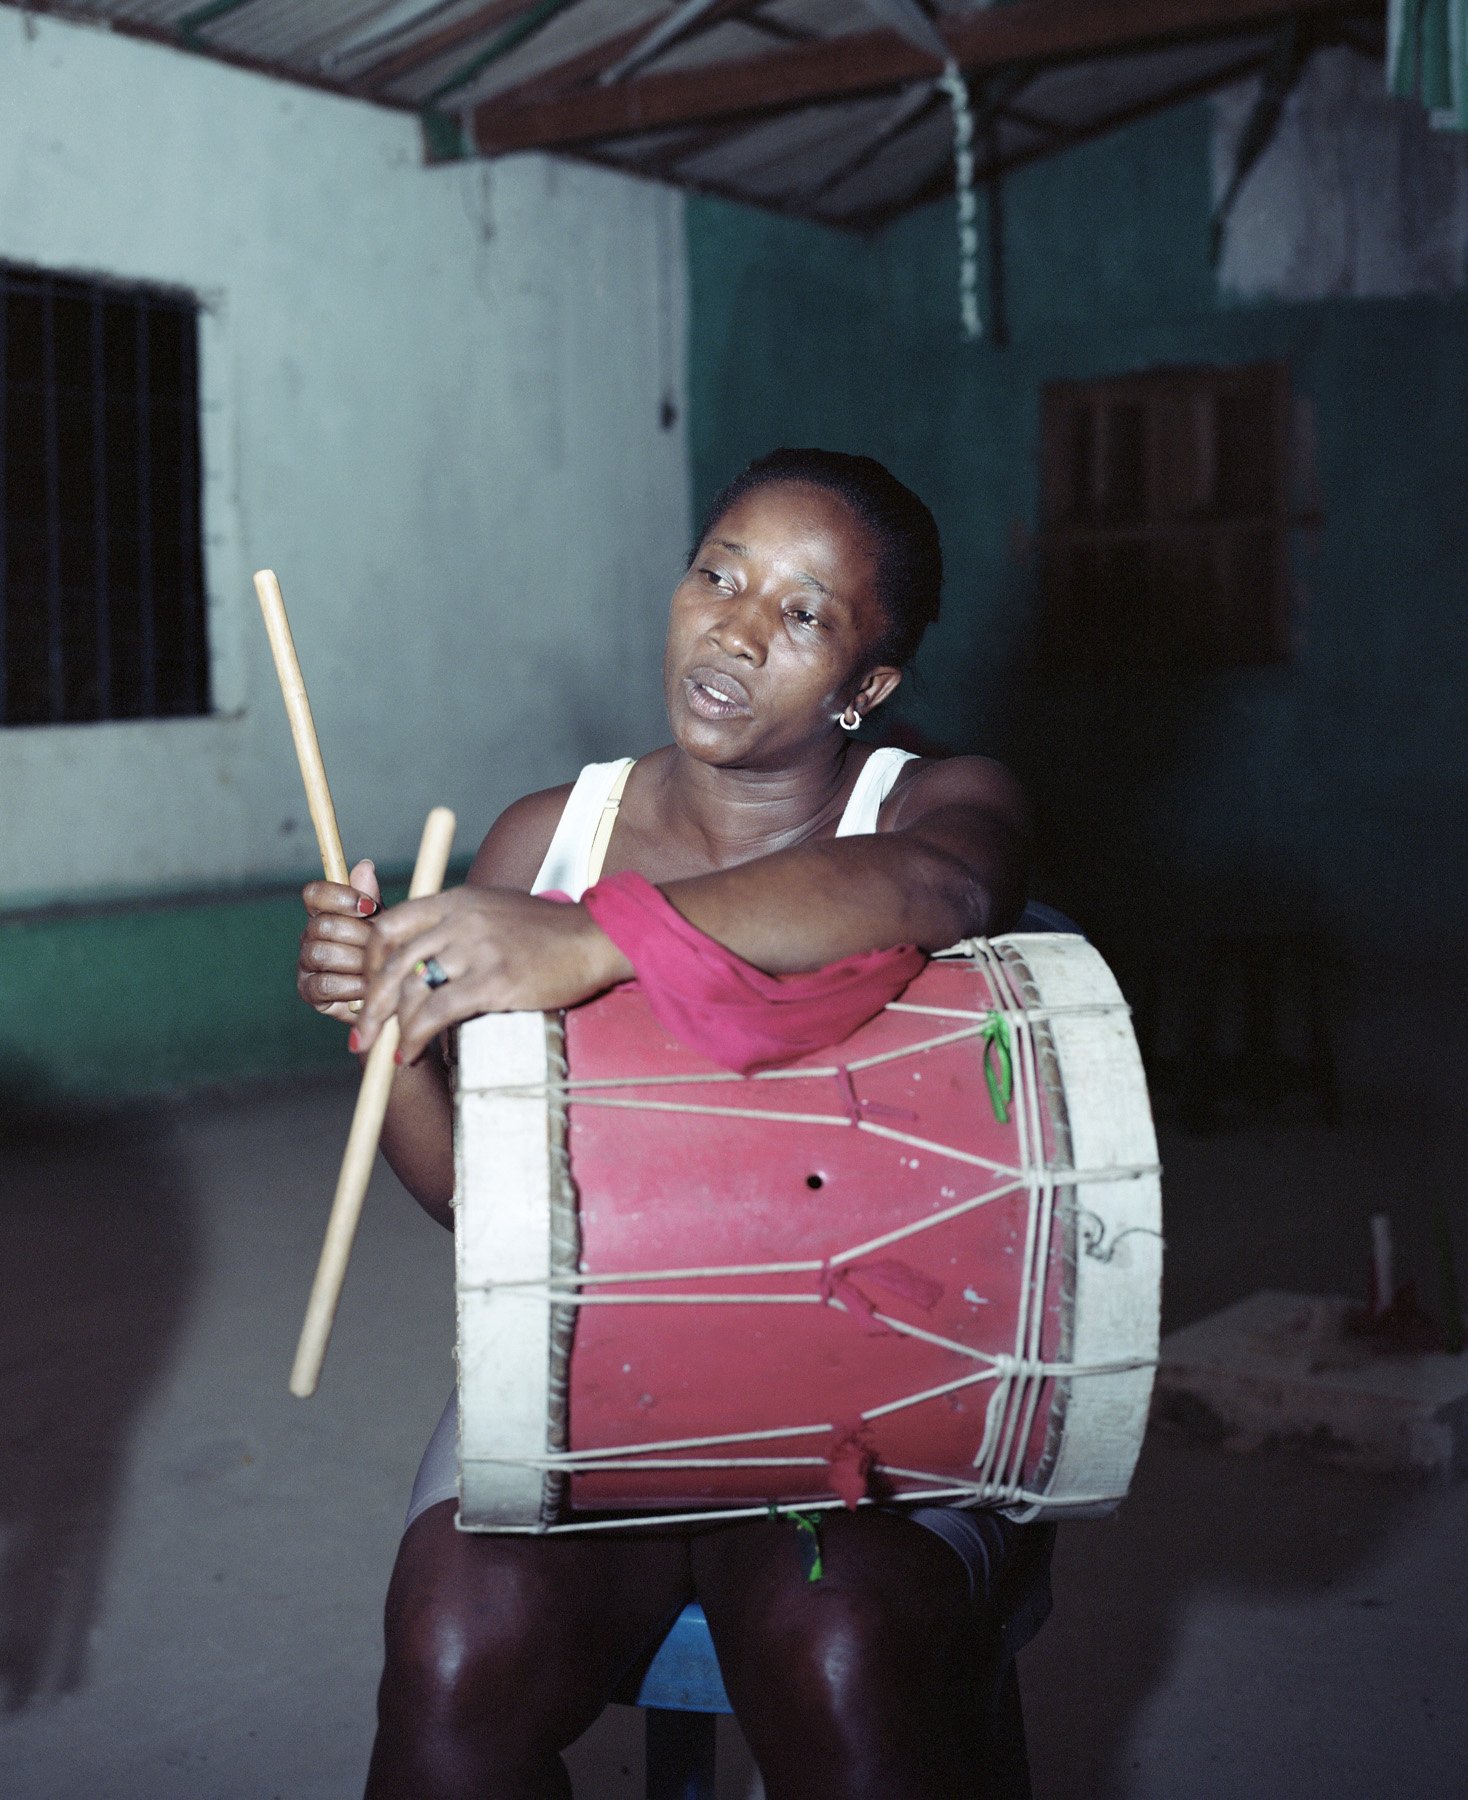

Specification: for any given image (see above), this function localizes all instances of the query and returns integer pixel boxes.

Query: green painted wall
[0,862,469,1102]
[686,101,1468,972]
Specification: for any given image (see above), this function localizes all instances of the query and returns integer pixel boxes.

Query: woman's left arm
[355,756,1027,1063]
[662,754,1028,972]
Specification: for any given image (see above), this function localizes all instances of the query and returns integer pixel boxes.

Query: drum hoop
[542,1012,578,1526]
[995,937,1077,1501]
[997,934,1161,1518]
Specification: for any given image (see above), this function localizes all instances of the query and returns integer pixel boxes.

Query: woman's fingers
[301,971,367,1011]
[351,888,628,1062]
[302,878,377,921]
[362,894,449,972]
[296,865,382,1024]
[353,891,511,1055]
[297,937,369,1008]
[309,911,374,948]
[301,931,371,977]
[299,901,378,1018]
[393,982,477,1067]
[348,857,381,908]
[354,919,466,1054]
[297,962,367,1025]
[354,896,459,1040]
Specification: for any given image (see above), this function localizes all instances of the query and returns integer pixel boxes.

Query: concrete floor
[3,986,1465,1799]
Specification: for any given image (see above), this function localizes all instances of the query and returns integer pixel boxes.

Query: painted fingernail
[347,1028,361,1053]
[358,897,378,916]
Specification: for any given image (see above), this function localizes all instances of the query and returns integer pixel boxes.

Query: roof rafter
[351,0,536,92]
[480,1,814,110]
[617,113,767,180]
[469,0,1373,154]
[420,0,592,107]
[598,0,753,85]
[797,81,944,205]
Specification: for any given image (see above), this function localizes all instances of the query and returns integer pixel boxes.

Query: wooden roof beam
[470,0,1374,153]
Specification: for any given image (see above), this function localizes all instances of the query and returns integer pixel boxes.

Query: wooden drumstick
[290,805,457,1398]
[253,569,351,887]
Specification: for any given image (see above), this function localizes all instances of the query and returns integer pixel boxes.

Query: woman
[299,449,1032,1800]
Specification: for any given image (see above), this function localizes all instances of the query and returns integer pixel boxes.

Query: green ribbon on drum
[771,1505,825,1582]
[790,1511,825,1582]
[981,1012,1013,1124]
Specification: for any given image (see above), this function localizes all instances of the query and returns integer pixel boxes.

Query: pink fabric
[573,869,926,1077]
[827,1423,879,1510]
[819,1257,945,1337]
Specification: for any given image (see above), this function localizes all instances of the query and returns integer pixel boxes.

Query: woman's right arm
[296,788,569,1228]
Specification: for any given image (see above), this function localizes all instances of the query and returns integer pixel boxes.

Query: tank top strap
[584,758,635,887]
[531,757,635,899]
[836,746,920,837]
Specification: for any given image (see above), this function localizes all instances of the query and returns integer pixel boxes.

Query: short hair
[691,448,943,668]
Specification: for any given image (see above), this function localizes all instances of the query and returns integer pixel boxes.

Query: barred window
[0,262,209,726]
[1038,362,1291,670]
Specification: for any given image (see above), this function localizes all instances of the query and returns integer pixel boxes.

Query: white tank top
[531,746,919,900]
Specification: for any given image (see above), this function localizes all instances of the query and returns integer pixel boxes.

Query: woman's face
[663,480,902,768]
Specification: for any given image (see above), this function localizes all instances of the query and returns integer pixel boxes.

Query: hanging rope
[938,59,983,341]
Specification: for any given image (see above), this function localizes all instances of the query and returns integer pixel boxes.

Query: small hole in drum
[806,1173,825,1190]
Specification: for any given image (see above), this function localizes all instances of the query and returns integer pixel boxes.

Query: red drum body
[454,935,1161,1531]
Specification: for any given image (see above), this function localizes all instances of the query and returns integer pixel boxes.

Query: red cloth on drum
[569,870,927,1077]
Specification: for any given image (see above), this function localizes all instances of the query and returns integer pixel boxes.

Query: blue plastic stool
[622,1602,728,1800]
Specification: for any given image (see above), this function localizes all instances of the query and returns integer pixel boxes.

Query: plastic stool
[623,1602,727,1800]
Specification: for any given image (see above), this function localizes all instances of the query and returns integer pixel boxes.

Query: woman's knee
[378,1520,576,1743]
[367,1561,579,1800]
[698,1518,981,1771]
[770,1581,964,1712]
[377,1510,688,1755]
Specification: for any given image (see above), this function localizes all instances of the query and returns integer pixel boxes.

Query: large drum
[453,934,1161,1532]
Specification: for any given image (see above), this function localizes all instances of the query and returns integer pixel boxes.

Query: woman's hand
[297,858,382,1024]
[352,887,633,1065]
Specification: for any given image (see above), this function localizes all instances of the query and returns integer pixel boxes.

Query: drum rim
[455,1010,561,1530]
[992,937,1078,1506]
[543,1012,577,1527]
[997,933,1162,1521]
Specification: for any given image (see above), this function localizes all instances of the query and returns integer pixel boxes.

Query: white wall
[1214,47,1468,300]
[0,10,688,904]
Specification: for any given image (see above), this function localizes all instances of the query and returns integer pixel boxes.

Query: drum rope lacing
[460,940,1160,1529]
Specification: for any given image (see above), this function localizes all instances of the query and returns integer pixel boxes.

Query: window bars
[0,263,209,726]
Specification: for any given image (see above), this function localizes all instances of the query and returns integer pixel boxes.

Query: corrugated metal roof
[13,0,1384,227]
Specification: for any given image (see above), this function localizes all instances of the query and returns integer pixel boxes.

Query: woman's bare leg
[365,1502,692,1800]
[693,1511,989,1800]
